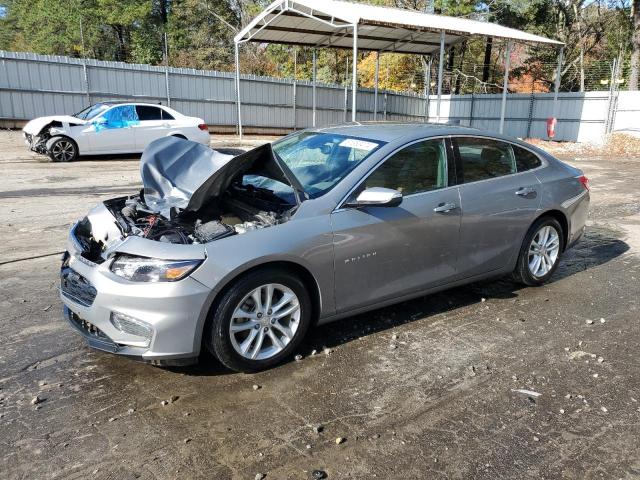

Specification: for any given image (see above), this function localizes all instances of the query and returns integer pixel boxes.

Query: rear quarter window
[136,106,162,121]
[513,145,542,172]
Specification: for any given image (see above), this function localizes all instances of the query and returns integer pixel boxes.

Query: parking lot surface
[1,130,639,479]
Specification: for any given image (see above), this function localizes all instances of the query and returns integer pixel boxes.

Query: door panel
[133,106,170,150]
[331,189,461,312]
[453,137,542,277]
[88,105,137,153]
[331,138,460,313]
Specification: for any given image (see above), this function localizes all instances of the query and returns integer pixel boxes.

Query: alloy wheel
[229,283,301,361]
[51,140,75,162]
[528,225,560,278]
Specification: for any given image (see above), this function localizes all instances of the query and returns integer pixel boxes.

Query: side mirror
[94,117,107,126]
[347,187,403,208]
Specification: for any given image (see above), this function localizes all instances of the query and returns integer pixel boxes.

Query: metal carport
[234,0,564,138]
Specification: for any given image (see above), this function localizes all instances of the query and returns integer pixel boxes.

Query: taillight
[198,123,208,131]
[578,175,589,191]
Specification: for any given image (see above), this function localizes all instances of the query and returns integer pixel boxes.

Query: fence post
[82,62,91,105]
[383,91,388,120]
[526,77,535,138]
[79,17,91,105]
[605,58,617,135]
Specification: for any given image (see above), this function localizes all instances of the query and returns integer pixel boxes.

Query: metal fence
[1,50,638,142]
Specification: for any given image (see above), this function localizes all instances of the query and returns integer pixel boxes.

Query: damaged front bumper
[59,229,212,366]
[23,132,48,155]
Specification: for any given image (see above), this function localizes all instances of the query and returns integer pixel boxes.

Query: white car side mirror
[348,187,403,208]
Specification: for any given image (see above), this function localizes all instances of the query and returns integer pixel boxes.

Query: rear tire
[205,268,312,373]
[48,137,78,162]
[513,216,564,286]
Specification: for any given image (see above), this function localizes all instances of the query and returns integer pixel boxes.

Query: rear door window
[135,105,163,121]
[454,137,516,183]
[161,109,175,120]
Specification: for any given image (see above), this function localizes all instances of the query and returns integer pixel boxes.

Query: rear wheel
[206,269,312,373]
[513,216,564,286]
[48,137,78,162]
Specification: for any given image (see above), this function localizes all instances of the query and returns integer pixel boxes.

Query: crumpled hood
[22,115,86,135]
[140,136,299,219]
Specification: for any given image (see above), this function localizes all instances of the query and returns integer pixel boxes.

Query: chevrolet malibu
[23,101,210,162]
[60,124,590,372]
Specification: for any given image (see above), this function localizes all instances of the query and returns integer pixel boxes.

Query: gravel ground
[1,130,639,479]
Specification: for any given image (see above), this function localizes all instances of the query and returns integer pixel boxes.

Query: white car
[22,102,210,162]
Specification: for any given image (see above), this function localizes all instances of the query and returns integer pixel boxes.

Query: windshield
[270,132,384,198]
[74,104,110,120]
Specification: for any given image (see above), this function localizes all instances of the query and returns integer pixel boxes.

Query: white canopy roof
[235,0,563,55]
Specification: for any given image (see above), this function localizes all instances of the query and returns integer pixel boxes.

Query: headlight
[110,254,202,282]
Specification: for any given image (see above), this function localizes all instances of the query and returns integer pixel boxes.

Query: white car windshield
[267,132,384,199]
[73,104,110,120]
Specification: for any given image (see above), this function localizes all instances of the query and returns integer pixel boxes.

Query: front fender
[191,215,335,314]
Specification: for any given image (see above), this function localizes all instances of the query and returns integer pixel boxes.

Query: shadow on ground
[182,225,629,376]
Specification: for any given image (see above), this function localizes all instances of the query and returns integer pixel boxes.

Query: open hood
[22,115,86,135]
[140,136,303,219]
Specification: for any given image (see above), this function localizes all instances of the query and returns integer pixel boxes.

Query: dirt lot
[1,130,639,480]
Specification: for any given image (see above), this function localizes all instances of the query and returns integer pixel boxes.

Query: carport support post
[436,31,445,123]
[499,40,513,134]
[373,51,380,121]
[312,49,317,127]
[234,41,243,139]
[344,57,349,122]
[292,48,297,130]
[552,47,564,119]
[424,55,432,122]
[352,23,358,122]
[164,33,171,108]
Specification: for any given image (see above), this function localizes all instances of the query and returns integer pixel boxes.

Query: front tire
[206,269,312,373]
[48,137,78,162]
[513,216,564,286]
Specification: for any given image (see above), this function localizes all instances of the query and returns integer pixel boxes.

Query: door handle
[515,187,537,197]
[433,202,457,213]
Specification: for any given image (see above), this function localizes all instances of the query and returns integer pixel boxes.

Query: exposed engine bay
[104,185,290,244]
[73,136,301,263]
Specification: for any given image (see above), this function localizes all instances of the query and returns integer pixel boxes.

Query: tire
[206,268,312,373]
[513,216,564,286]
[171,134,187,140]
[48,137,79,162]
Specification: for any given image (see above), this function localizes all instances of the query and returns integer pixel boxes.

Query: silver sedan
[60,124,590,372]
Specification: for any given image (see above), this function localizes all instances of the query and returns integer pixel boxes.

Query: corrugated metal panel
[0,50,631,142]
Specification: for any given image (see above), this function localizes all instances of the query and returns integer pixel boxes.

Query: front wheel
[206,269,312,373]
[48,137,78,162]
[513,217,564,286]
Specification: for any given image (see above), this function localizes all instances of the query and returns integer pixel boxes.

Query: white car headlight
[110,254,201,282]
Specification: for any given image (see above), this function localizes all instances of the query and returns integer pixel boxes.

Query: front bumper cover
[60,246,211,366]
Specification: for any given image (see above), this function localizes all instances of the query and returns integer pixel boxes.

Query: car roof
[99,101,170,108]
[313,122,512,143]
